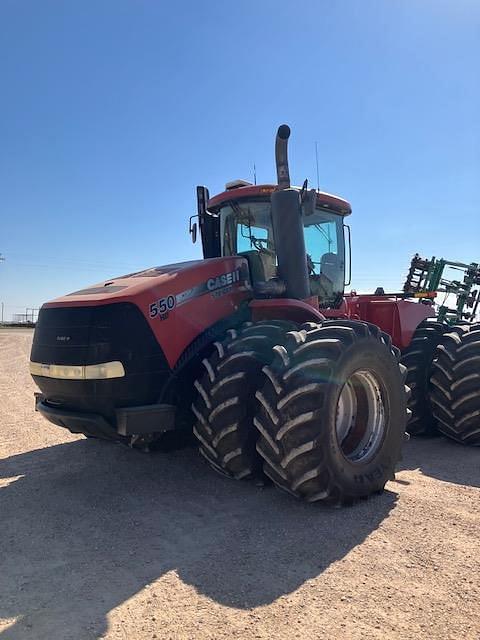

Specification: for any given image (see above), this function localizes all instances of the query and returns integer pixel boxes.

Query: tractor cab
[195,134,352,309]
[210,184,350,307]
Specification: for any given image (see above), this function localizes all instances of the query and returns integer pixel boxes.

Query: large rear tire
[254,320,410,503]
[191,321,296,479]
[401,319,446,436]
[429,323,480,445]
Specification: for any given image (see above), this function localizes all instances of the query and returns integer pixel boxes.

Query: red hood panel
[46,258,233,307]
[43,257,252,368]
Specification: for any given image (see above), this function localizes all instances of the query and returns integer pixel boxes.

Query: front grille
[31,303,171,420]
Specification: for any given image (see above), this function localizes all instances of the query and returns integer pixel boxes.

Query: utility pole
[1,302,3,323]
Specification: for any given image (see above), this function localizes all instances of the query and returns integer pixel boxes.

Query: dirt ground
[0,328,479,640]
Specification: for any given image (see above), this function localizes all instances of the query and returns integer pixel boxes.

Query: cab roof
[208,183,352,216]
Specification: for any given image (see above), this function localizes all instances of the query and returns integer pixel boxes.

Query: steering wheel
[252,236,275,256]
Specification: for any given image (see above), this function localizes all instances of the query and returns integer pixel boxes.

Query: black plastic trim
[35,395,176,438]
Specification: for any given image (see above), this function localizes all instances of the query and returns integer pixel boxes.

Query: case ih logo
[206,269,241,292]
[150,268,247,320]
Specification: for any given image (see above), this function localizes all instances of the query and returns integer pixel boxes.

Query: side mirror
[189,219,198,243]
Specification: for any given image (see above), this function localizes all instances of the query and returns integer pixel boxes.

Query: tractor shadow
[0,439,397,639]
[399,436,480,488]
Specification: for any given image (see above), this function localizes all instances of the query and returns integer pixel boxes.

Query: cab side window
[237,224,269,253]
[237,224,277,283]
[303,221,338,274]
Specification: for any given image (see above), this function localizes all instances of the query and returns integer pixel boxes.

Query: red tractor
[30,125,437,504]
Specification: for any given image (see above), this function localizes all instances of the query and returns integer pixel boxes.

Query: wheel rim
[335,369,386,463]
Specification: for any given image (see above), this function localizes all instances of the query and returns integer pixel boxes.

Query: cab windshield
[219,199,345,304]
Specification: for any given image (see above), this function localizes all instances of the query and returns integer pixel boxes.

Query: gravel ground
[0,328,479,639]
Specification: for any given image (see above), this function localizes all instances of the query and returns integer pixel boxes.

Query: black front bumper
[35,394,176,440]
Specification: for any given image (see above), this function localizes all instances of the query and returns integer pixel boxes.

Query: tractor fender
[249,298,325,324]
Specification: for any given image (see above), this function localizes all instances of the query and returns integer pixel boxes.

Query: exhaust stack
[271,124,310,300]
[275,124,291,189]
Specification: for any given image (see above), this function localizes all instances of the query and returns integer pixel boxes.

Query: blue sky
[1,0,479,320]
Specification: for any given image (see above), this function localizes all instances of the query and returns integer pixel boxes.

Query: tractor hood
[39,256,252,369]
[44,257,249,309]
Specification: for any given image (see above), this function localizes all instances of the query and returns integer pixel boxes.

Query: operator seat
[239,250,277,286]
[309,252,340,300]
[320,252,339,284]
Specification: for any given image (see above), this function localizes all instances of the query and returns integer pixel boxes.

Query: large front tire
[255,320,410,503]
[191,321,296,480]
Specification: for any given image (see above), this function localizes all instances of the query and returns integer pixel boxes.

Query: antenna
[315,141,320,193]
[253,163,257,185]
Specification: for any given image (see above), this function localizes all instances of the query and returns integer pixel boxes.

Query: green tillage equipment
[403,254,480,324]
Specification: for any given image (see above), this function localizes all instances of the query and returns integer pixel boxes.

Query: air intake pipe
[271,125,310,299]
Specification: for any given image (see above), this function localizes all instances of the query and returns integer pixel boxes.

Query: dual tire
[191,321,296,480]
[401,319,446,436]
[401,320,480,446]
[429,323,480,445]
[192,319,409,502]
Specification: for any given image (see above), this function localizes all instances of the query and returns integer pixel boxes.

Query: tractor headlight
[29,361,125,380]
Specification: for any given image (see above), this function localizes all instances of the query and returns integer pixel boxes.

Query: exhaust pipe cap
[277,124,290,140]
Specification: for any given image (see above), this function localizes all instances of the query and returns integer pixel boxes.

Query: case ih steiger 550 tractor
[31,124,453,505]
